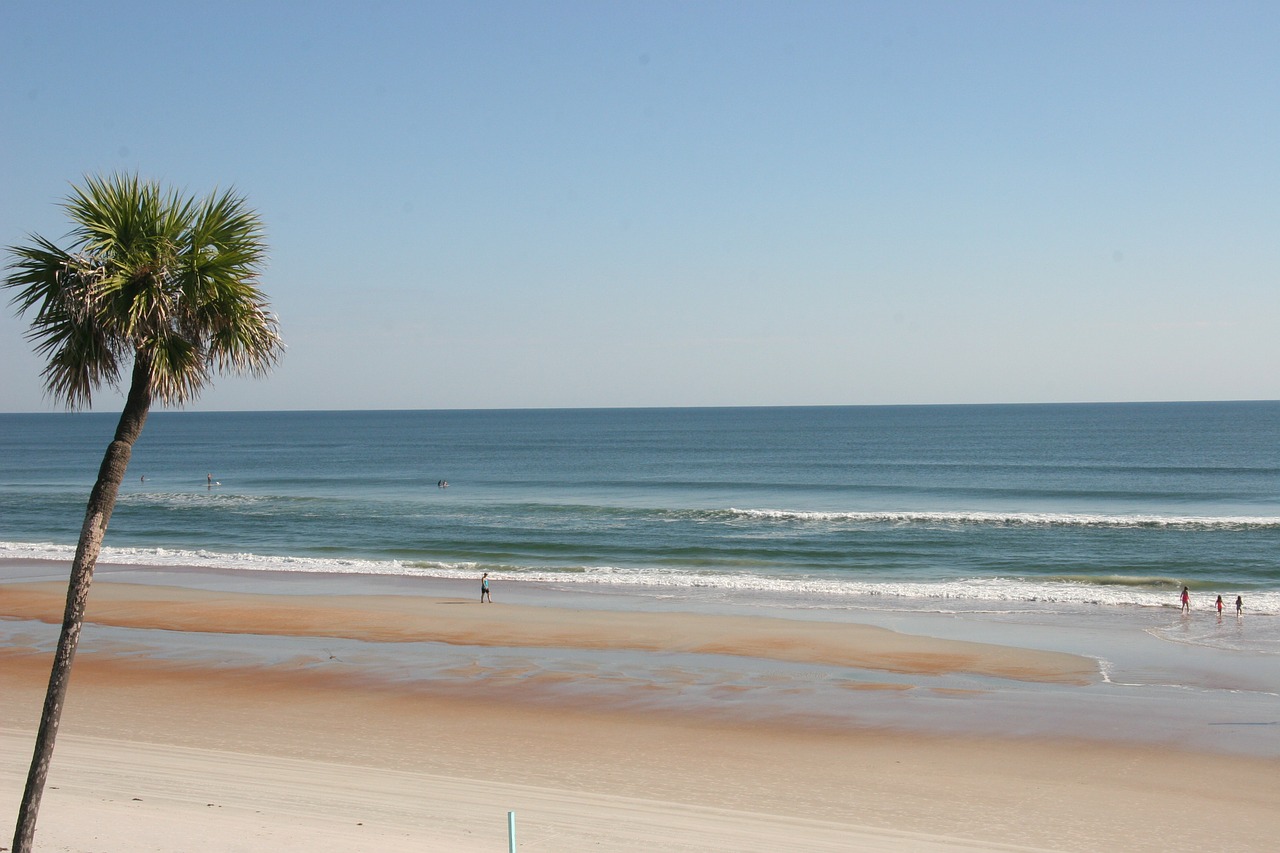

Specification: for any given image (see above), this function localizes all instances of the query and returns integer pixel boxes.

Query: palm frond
[4,173,282,409]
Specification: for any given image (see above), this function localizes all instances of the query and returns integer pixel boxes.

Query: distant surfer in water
[480,572,491,603]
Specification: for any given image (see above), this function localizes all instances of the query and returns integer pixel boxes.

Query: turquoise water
[1,402,1278,616]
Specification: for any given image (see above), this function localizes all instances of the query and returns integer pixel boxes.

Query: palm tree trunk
[11,359,152,853]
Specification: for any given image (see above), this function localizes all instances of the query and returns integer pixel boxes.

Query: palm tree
[4,173,283,853]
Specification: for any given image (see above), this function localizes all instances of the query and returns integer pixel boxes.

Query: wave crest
[723,508,1280,530]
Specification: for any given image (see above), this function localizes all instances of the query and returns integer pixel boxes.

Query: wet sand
[0,580,1097,683]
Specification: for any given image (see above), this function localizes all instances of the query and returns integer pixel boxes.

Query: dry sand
[2,579,1278,852]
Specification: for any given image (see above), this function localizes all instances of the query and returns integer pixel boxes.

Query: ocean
[2,401,1277,617]
[3,402,1279,753]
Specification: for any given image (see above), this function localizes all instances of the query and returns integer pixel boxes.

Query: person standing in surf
[1180,586,1190,614]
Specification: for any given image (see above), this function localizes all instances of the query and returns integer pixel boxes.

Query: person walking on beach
[1216,595,1224,615]
[1180,586,1190,614]
[481,572,491,603]
[1236,595,1243,616]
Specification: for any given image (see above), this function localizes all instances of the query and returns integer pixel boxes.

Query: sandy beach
[3,571,1279,852]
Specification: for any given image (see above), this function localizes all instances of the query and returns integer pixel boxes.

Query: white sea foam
[5,539,1279,617]
[726,508,1280,529]
[115,491,275,507]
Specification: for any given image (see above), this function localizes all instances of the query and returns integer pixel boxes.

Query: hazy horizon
[2,398,1278,418]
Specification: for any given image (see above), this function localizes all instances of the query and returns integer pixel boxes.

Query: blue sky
[2,1,1277,412]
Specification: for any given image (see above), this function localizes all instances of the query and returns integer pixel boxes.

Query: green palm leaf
[4,173,282,408]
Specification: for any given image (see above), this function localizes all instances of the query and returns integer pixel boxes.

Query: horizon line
[2,398,1277,416]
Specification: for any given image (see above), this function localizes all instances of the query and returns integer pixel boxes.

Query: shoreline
[3,562,1279,752]
[7,542,1280,620]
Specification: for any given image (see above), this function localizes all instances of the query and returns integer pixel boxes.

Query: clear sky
[2,1,1277,412]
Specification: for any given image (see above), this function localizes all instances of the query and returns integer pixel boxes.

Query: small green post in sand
[508,810,517,851]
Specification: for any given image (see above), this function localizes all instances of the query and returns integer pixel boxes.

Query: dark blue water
[1,403,1277,612]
